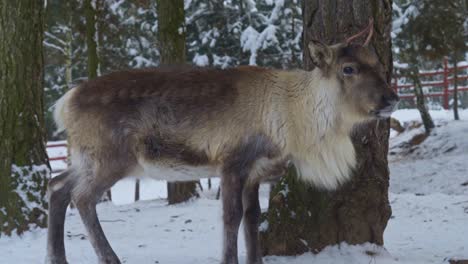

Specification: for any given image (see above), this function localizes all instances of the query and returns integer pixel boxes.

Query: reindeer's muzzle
[373,90,400,118]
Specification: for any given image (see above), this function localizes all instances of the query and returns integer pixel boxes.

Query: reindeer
[46,20,398,264]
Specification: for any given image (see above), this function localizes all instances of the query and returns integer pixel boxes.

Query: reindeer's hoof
[247,260,263,264]
[45,256,68,264]
[220,259,239,264]
[99,255,121,264]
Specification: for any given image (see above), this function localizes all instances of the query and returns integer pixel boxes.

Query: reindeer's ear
[308,40,333,69]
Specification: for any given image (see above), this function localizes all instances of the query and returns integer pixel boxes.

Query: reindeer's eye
[343,66,355,75]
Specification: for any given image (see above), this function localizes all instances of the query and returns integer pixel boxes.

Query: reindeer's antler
[346,18,374,46]
[363,18,374,46]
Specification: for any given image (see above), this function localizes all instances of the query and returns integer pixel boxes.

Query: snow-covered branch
[45,31,67,46]
[43,41,66,55]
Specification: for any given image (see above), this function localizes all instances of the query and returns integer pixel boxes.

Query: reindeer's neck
[276,69,356,189]
[283,69,348,151]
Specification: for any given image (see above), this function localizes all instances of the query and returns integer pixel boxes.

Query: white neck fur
[285,69,356,189]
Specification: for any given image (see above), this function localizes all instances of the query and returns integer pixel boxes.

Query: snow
[241,24,279,65]
[240,0,290,66]
[109,0,125,14]
[10,164,50,211]
[1,109,468,263]
[193,53,210,67]
[240,26,260,65]
[393,61,409,69]
[392,109,468,124]
[392,2,419,38]
[244,0,257,12]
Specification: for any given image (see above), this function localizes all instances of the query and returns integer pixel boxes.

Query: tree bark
[156,0,186,64]
[156,0,198,204]
[261,0,393,255]
[0,0,50,236]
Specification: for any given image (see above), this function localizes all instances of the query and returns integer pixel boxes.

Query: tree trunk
[95,0,104,76]
[85,0,111,203]
[135,179,140,202]
[406,33,434,133]
[0,0,50,236]
[85,0,99,79]
[261,0,393,255]
[411,69,435,133]
[453,59,459,120]
[156,0,186,64]
[156,0,198,204]
[65,14,73,89]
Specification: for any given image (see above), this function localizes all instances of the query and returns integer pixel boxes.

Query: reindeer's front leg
[242,156,290,264]
[220,135,287,264]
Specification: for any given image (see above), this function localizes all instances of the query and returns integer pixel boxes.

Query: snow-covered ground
[1,109,467,264]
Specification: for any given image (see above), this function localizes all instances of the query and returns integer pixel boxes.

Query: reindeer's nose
[381,86,399,106]
[386,91,399,107]
[390,90,399,101]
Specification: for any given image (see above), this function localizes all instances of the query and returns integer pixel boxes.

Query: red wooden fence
[47,142,67,173]
[392,57,468,109]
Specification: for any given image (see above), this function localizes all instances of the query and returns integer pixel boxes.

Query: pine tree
[393,0,441,132]
[403,0,466,120]
[186,0,243,67]
[0,0,50,236]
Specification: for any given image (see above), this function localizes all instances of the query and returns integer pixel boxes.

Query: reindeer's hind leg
[220,170,245,264]
[72,168,124,264]
[242,183,262,264]
[46,170,74,264]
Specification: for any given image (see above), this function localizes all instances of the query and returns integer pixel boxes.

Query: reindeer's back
[63,66,271,157]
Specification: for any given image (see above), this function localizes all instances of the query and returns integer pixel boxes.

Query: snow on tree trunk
[156,0,198,205]
[0,0,50,236]
[260,0,393,255]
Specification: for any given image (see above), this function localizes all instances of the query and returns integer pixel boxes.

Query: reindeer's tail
[53,88,77,132]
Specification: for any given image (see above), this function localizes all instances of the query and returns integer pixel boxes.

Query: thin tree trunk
[261,0,393,255]
[85,0,99,79]
[156,0,198,204]
[0,0,50,236]
[65,14,73,89]
[453,59,459,120]
[407,33,434,133]
[95,0,104,76]
[411,69,435,133]
[85,0,111,203]
[135,179,140,202]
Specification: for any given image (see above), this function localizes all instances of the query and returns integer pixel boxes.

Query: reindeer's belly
[132,161,219,181]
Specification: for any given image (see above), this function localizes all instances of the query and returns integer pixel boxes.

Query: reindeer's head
[308,19,399,120]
